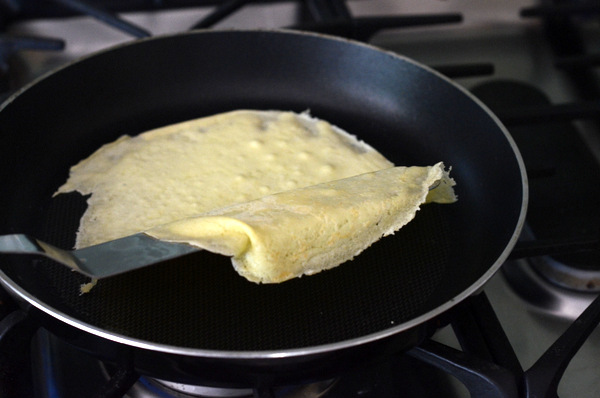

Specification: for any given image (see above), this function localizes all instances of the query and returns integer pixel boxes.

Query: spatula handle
[0,234,83,273]
[0,234,41,254]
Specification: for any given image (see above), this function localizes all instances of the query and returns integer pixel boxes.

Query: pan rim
[0,28,528,359]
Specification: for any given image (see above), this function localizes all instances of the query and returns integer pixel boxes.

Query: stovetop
[1,1,600,397]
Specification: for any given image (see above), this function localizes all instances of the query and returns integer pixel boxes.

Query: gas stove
[1,1,599,397]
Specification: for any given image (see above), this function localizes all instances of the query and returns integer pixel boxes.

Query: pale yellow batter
[147,164,456,283]
[57,110,393,249]
[56,110,455,285]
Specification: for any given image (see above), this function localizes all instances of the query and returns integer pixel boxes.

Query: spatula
[0,233,199,278]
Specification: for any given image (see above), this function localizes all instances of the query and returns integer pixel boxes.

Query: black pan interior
[0,31,524,351]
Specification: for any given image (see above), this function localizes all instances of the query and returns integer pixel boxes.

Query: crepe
[56,109,456,286]
[147,164,456,283]
[56,110,393,249]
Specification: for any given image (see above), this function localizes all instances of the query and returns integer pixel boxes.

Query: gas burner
[143,379,255,397]
[531,252,600,292]
[502,226,598,320]
[101,358,338,398]
[502,257,596,320]
[126,377,337,398]
[125,377,256,397]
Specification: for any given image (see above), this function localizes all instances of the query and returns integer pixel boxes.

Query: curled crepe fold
[146,163,456,283]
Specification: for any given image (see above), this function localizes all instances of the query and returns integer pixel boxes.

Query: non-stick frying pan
[0,30,527,387]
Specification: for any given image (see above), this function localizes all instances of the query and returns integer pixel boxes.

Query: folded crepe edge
[145,163,456,284]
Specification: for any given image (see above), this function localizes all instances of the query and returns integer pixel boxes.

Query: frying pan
[0,30,527,387]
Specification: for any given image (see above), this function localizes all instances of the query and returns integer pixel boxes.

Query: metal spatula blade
[0,233,199,279]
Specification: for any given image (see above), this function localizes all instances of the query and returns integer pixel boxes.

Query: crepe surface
[56,110,393,249]
[56,109,456,285]
[147,164,456,283]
